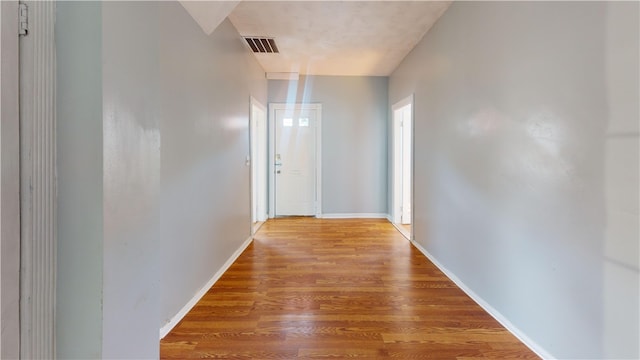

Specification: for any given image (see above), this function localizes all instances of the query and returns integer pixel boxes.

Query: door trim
[249,96,267,234]
[268,103,322,218]
[1,1,22,357]
[18,1,57,357]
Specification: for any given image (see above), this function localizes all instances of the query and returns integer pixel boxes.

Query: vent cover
[244,37,279,54]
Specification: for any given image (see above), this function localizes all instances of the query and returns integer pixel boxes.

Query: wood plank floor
[160,218,539,359]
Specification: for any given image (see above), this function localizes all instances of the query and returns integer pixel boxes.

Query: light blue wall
[269,76,388,215]
[157,3,267,338]
[101,2,161,357]
[389,2,639,359]
[56,2,267,358]
[56,2,104,358]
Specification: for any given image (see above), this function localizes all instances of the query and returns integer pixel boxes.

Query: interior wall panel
[389,2,639,358]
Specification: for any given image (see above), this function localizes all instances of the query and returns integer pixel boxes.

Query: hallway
[2,1,636,357]
[160,218,538,358]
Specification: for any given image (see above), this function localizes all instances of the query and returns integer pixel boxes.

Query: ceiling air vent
[244,37,279,54]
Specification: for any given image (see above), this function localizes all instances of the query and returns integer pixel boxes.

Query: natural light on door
[392,96,413,239]
[250,98,268,234]
[271,104,322,217]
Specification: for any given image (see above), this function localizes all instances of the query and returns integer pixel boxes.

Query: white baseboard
[159,236,254,339]
[320,213,388,219]
[252,221,265,234]
[390,222,411,240]
[409,239,554,360]
[385,214,411,240]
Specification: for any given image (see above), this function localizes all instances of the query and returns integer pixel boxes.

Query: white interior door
[274,108,317,216]
[401,104,412,224]
[393,96,413,227]
[250,98,267,227]
[393,108,403,224]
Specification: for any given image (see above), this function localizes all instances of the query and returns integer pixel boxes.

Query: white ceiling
[180,1,242,35]
[182,1,451,77]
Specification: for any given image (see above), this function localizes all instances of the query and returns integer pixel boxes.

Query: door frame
[249,96,267,234]
[17,1,57,357]
[268,103,322,218]
[1,1,21,357]
[391,95,414,237]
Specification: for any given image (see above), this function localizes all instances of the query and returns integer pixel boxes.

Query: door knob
[276,170,281,174]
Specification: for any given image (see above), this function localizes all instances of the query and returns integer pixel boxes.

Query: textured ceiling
[227,1,451,76]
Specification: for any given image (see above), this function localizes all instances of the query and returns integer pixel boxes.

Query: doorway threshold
[391,222,411,241]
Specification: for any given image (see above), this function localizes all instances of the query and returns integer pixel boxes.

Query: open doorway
[392,95,413,239]
[250,97,267,234]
